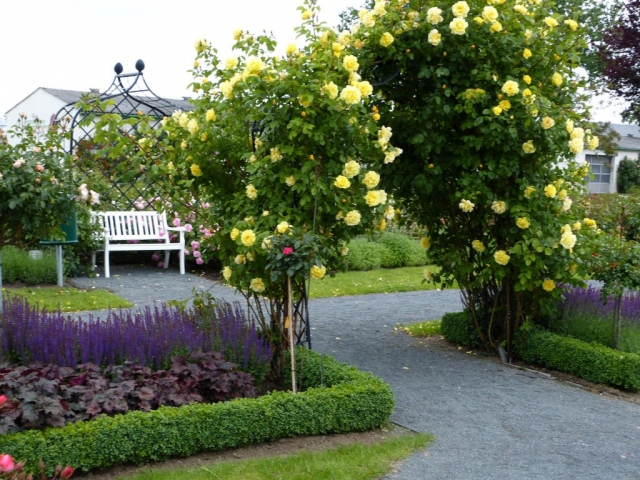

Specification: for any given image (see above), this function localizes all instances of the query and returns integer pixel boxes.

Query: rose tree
[349,0,598,355]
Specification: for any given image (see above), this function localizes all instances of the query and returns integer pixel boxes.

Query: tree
[602,0,640,123]
[349,0,598,357]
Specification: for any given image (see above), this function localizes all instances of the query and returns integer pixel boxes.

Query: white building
[575,123,640,194]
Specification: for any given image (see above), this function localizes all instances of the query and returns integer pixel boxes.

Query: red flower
[0,454,15,473]
[0,395,6,408]
[283,247,294,255]
[61,466,74,479]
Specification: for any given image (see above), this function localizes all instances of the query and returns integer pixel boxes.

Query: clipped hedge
[0,349,394,475]
[440,311,481,348]
[346,238,386,271]
[515,326,640,391]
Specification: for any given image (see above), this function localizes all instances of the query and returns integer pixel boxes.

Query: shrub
[440,311,481,348]
[515,325,640,391]
[0,352,255,435]
[377,233,414,268]
[617,157,640,194]
[0,297,272,377]
[0,349,394,476]
[582,193,640,241]
[345,238,385,271]
[0,246,57,285]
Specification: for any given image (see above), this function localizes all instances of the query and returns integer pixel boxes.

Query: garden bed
[0,348,394,476]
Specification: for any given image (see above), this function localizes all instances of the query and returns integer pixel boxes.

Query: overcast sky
[0,0,626,123]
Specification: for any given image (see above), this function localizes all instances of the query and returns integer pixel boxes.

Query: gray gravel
[69,267,640,479]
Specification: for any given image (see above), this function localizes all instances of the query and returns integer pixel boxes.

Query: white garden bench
[91,211,185,278]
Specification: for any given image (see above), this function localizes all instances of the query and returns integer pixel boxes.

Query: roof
[609,123,640,152]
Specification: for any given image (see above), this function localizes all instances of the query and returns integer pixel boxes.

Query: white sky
[0,0,627,124]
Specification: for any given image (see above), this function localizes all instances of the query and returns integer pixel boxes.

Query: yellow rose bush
[350,0,597,354]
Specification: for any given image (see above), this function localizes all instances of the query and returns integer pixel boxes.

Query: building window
[586,154,613,193]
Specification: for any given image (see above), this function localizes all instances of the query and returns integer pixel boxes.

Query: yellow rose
[472,240,485,252]
[285,43,298,56]
[570,127,585,139]
[588,136,600,150]
[285,176,296,186]
[524,186,536,198]
[310,265,327,279]
[560,231,577,250]
[220,81,233,99]
[514,5,528,14]
[522,140,536,154]
[583,218,597,228]
[233,29,242,41]
[493,106,503,116]
[499,100,511,110]
[452,1,470,18]
[222,266,232,281]
[523,48,532,59]
[365,190,382,206]
[558,189,568,200]
[270,148,283,162]
[195,39,207,52]
[544,184,557,198]
[343,159,361,178]
[363,171,381,189]
[542,279,555,292]
[343,55,359,72]
[246,184,258,199]
[449,17,469,35]
[459,199,475,212]
[332,42,345,57]
[230,228,240,240]
[225,57,239,70]
[190,164,203,177]
[569,137,584,154]
[428,29,442,46]
[276,221,290,234]
[262,236,273,249]
[357,81,373,97]
[334,175,351,189]
[341,246,349,256]
[566,119,574,133]
[501,80,519,97]
[205,109,216,122]
[234,254,246,264]
[427,7,443,24]
[564,19,578,31]
[541,116,555,129]
[482,6,499,23]
[494,250,510,265]
[241,229,256,247]
[246,56,265,73]
[523,75,532,85]
[323,82,339,99]
[420,237,431,249]
[490,21,503,33]
[380,32,394,47]
[301,9,312,20]
[340,85,362,105]
[385,206,395,220]
[516,217,530,229]
[551,72,563,87]
[344,210,362,226]
[181,140,188,150]
[544,16,559,28]
[250,278,265,293]
[573,222,582,231]
[491,201,507,214]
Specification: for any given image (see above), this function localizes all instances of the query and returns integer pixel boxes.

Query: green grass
[309,266,450,298]
[120,432,433,480]
[2,286,132,312]
[401,320,442,337]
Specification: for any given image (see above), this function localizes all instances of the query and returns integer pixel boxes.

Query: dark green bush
[440,311,481,348]
[378,232,415,268]
[345,238,386,271]
[0,349,394,475]
[617,157,640,194]
[515,325,640,391]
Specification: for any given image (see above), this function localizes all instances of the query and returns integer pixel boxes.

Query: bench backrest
[96,211,169,241]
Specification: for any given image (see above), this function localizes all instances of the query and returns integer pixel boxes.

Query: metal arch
[54,60,192,211]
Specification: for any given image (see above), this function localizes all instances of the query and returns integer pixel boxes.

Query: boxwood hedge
[515,326,640,392]
[0,348,395,475]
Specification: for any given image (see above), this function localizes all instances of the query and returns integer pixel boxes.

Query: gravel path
[70,267,640,479]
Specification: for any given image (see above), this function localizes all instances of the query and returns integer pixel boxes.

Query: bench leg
[179,249,185,275]
[104,249,110,278]
[91,251,97,271]
[164,251,170,269]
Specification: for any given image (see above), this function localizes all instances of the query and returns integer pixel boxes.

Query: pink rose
[61,466,74,479]
[185,223,193,232]
[157,261,164,268]
[283,247,294,255]
[35,163,44,172]
[191,241,200,250]
[196,258,204,265]
[0,454,15,473]
[151,254,160,262]
[193,251,202,258]
[172,218,181,227]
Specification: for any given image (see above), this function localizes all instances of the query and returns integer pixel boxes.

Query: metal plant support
[54,60,191,210]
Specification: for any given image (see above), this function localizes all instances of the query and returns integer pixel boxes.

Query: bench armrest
[166,226,187,232]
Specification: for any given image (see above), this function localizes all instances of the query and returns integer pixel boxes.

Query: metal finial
[114,62,123,74]
[135,59,145,72]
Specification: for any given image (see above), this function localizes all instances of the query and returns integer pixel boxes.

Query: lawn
[309,266,450,298]
[120,432,433,480]
[2,286,132,312]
